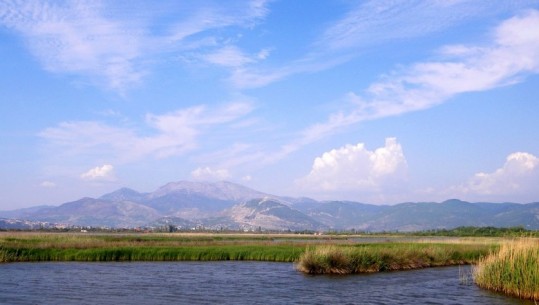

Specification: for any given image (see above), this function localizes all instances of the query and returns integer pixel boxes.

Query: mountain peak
[3,180,539,231]
[100,187,146,202]
[150,180,268,202]
[441,199,468,205]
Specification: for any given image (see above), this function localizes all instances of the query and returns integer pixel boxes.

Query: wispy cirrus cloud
[229,0,537,88]
[39,101,255,163]
[191,166,230,181]
[0,0,270,92]
[173,9,539,176]
[202,45,272,68]
[319,0,535,51]
[203,46,256,67]
[268,9,539,161]
[1,0,146,91]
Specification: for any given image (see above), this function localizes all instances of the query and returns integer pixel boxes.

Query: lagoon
[0,262,532,305]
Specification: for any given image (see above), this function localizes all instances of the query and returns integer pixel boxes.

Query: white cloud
[457,152,539,200]
[229,1,536,89]
[39,101,254,163]
[277,10,539,160]
[191,167,230,181]
[256,48,271,60]
[319,1,533,51]
[203,45,255,67]
[0,1,145,91]
[356,9,539,111]
[297,138,408,196]
[228,53,349,89]
[80,164,114,181]
[0,0,270,92]
[229,67,290,88]
[40,181,56,188]
[2,1,532,92]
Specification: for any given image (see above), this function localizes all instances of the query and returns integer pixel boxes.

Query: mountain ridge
[1,180,538,231]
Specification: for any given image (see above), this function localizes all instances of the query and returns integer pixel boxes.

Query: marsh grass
[0,245,304,262]
[473,239,539,301]
[0,232,497,269]
[296,243,494,274]
[0,232,307,263]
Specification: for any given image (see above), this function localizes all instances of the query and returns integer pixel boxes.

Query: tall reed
[0,245,303,263]
[473,239,539,301]
[296,243,492,274]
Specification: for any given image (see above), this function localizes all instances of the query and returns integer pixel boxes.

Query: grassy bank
[0,245,303,262]
[296,243,495,274]
[0,232,309,263]
[1,232,497,271]
[474,239,539,301]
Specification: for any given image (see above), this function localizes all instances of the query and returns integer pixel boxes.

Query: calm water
[0,262,533,305]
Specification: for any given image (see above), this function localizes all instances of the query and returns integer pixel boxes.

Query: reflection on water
[0,262,532,305]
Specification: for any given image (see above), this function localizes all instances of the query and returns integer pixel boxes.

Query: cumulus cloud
[80,164,115,181]
[191,167,230,181]
[297,138,408,196]
[456,152,539,201]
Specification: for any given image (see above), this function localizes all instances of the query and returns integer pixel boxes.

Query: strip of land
[0,231,496,264]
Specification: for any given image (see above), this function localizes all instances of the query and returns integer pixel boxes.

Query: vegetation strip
[0,245,304,262]
[474,239,539,301]
[295,243,495,274]
[1,232,495,268]
[0,232,309,262]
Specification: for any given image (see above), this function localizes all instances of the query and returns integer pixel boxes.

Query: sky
[1,0,539,210]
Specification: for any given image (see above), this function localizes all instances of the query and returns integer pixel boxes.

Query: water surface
[0,262,532,305]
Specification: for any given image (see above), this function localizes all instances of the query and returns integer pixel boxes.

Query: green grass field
[0,232,310,262]
[0,232,497,265]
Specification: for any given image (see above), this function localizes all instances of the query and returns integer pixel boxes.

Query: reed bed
[0,232,307,262]
[296,243,494,274]
[473,239,539,301]
[0,245,304,262]
[0,232,497,270]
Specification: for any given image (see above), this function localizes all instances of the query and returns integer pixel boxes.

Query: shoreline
[3,232,537,301]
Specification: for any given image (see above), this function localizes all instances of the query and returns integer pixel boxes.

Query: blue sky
[1,0,539,210]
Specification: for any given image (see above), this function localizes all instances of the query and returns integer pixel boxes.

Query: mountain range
[1,181,539,231]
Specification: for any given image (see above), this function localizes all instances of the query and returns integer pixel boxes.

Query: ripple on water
[0,262,533,305]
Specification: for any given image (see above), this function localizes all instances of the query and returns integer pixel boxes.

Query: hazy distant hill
[0,218,43,230]
[101,181,272,219]
[225,198,325,231]
[1,181,538,231]
[0,205,56,220]
[296,201,386,229]
[99,188,148,203]
[26,197,162,227]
